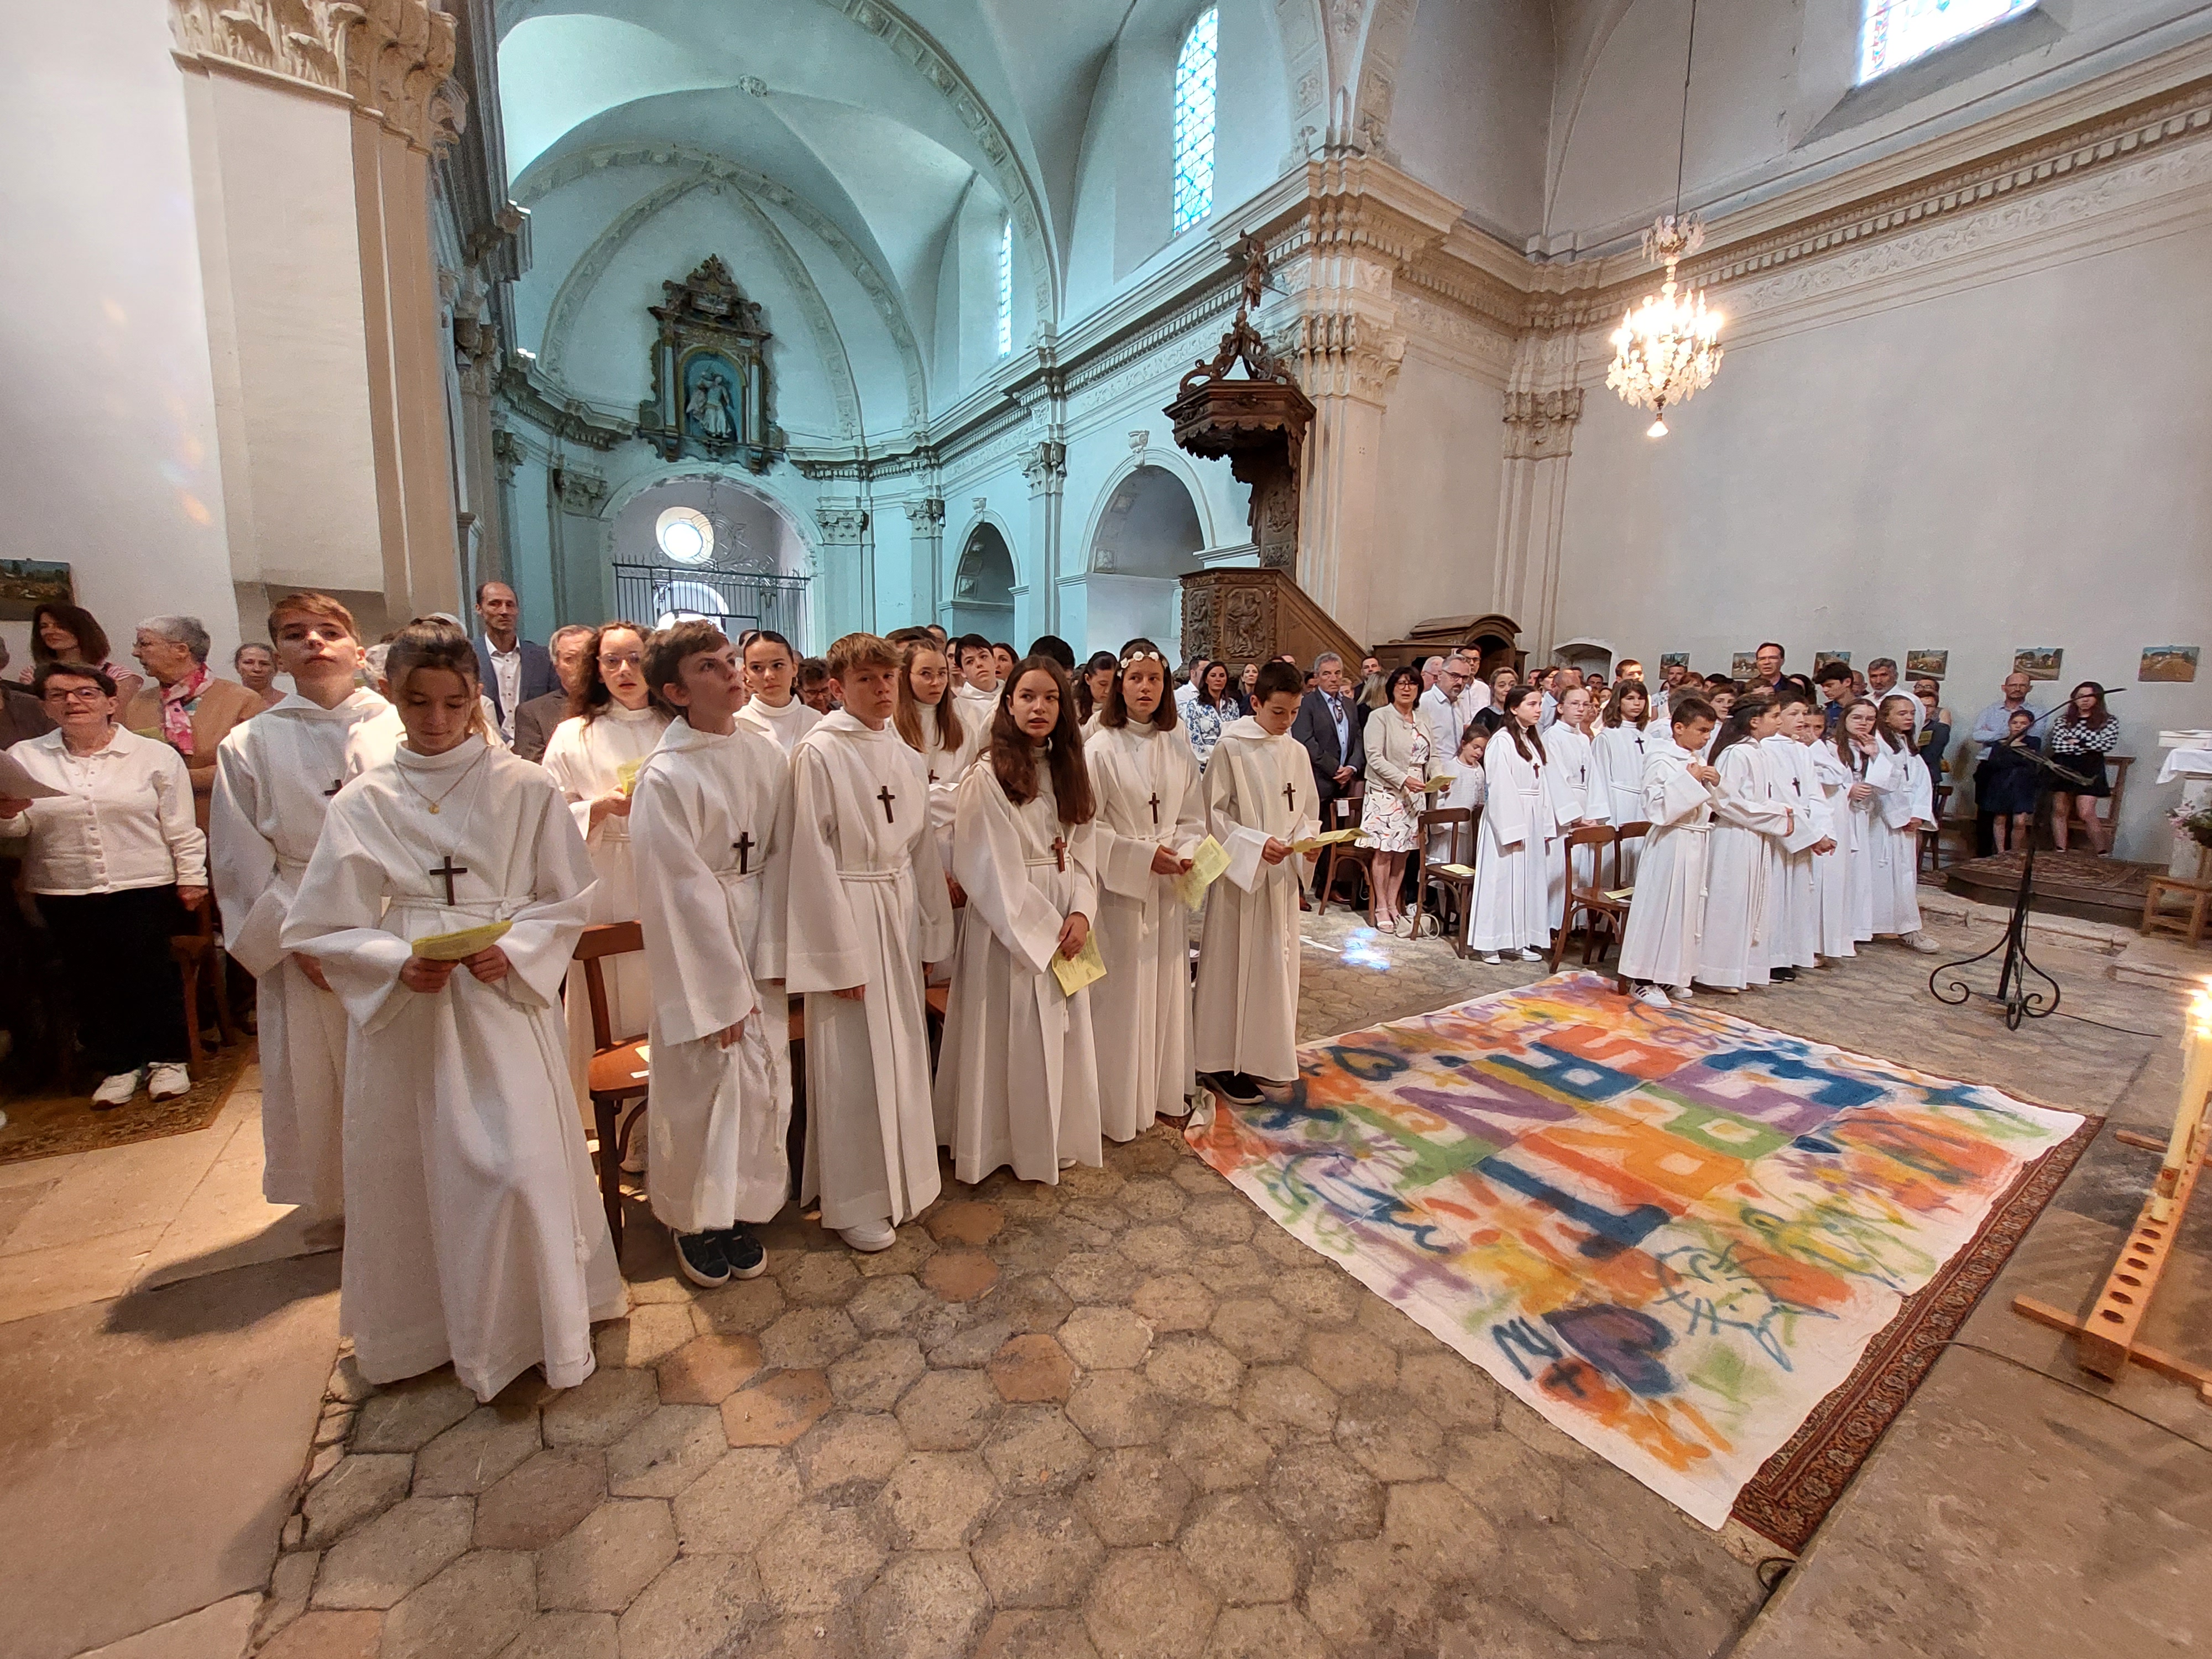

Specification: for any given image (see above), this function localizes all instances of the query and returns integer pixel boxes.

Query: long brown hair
[1874,693,1916,753]
[568,620,649,724]
[384,621,492,742]
[1499,684,1547,766]
[988,658,1095,824]
[30,603,111,669]
[1603,681,1650,731]
[1096,638,1181,732]
[2056,680,2114,733]
[1712,691,1774,765]
[1830,696,1872,774]
[893,637,967,755]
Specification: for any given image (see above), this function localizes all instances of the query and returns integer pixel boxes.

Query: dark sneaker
[673,1228,732,1287]
[1771,966,1798,982]
[714,1228,768,1280]
[1209,1072,1264,1106]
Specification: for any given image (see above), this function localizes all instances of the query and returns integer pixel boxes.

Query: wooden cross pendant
[733,831,754,874]
[1146,791,1161,827]
[429,854,468,906]
[1282,780,1298,813]
[1051,835,1067,873]
[877,784,897,825]
[322,778,343,799]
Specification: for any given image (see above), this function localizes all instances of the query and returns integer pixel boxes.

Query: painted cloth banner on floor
[1186,972,2083,1527]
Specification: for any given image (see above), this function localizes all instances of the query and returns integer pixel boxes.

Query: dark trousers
[36,886,187,1077]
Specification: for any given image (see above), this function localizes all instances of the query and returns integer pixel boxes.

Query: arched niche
[1081,462,1206,656]
[948,521,1016,642]
[608,474,813,648]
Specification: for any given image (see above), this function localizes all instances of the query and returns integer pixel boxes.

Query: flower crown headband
[1120,649,1166,669]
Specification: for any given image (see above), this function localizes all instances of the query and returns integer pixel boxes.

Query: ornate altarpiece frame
[639,257,780,471]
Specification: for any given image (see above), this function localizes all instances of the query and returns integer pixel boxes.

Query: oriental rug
[1186,971,2086,1531]
[0,1038,255,1165]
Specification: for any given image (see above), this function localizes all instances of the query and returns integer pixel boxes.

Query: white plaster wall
[1552,223,2212,859]
[1370,356,1508,646]
[0,4,240,674]
[1387,0,1554,239]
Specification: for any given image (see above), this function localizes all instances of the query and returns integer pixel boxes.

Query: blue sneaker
[714,1228,768,1280]
[672,1228,731,1287]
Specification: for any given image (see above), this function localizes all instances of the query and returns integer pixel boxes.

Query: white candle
[2153,983,2212,1221]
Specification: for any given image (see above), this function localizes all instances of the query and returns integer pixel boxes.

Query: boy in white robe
[210,592,387,1217]
[951,633,1001,729]
[281,623,623,1401]
[630,622,795,1287]
[785,633,956,1251]
[1619,699,1721,1009]
[1193,661,1317,1106]
[1762,695,1833,974]
[1697,698,1798,993]
[733,629,824,755]
[934,658,1104,1184]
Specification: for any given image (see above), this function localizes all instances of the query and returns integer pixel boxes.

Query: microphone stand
[1929,707,2092,1030]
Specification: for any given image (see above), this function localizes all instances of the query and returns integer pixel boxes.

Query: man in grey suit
[1291,651,1366,808]
[510,624,596,763]
[472,581,559,742]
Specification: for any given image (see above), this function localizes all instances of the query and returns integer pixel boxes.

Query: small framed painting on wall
[2140,646,2199,684]
[1905,649,1948,679]
[0,559,73,621]
[2013,647,2063,682]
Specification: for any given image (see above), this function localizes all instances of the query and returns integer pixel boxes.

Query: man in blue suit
[472,581,557,743]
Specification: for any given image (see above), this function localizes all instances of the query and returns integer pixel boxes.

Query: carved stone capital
[1291,311,1404,403]
[902,497,946,530]
[551,462,609,516]
[1501,388,1584,461]
[169,1,461,152]
[491,427,523,484]
[817,502,869,544]
[1022,441,1067,491]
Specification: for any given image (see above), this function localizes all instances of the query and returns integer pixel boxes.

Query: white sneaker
[1480,952,1504,965]
[617,1100,648,1173]
[91,1069,144,1108]
[1516,948,1547,962]
[147,1063,191,1101]
[1633,985,1672,1009]
[840,1221,896,1253]
[1901,932,1941,954]
[1674,984,1694,999]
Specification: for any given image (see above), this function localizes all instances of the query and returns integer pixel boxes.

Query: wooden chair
[170,899,238,1077]
[1417,807,1477,957]
[576,921,650,1256]
[1552,825,1632,972]
[2142,875,2212,947]
[1920,785,1954,874]
[1313,783,1373,917]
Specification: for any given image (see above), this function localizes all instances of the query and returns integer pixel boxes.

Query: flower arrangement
[2168,806,2212,848]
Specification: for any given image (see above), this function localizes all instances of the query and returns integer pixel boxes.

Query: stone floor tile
[849,1227,938,1278]
[1114,1222,1190,1274]
[1164,1407,1275,1491]
[475,1449,607,1551]
[1237,1365,1338,1440]
[1050,1250,1141,1305]
[258,1548,320,1646]
[1304,1326,1400,1395]
[312,1494,474,1610]
[1495,1525,1644,1645]
[1250,1227,1317,1271]
[1442,1427,1568,1525]
[1267,1266,1363,1326]
[1188,1243,1270,1292]
[895,1367,1003,1450]
[1397,1349,1503,1429]
[1073,1445,1194,1545]
[1203,1603,1333,1659]
[989,1332,1077,1402]
[1082,1550,1219,1659]
[380,1548,535,1659]
[1181,1199,1258,1245]
[653,1332,763,1406]
[758,1307,861,1370]
[1303,1538,1438,1655]
[301,1452,414,1548]
[778,1249,862,1307]
[689,1275,784,1335]
[923,1248,1003,1302]
[1333,1390,1444,1480]
[1648,1569,1754,1659]
[795,1409,909,1492]
[972,1608,1102,1659]
[351,1377,477,1453]
[973,1495,1107,1608]
[1129,1272,1214,1331]
[1265,1443,1385,1541]
[414,1406,542,1499]
[1381,1480,1500,1578]
[877,1449,999,1548]
[924,1198,1007,1245]
[255,1610,383,1659]
[754,1502,889,1616]
[495,1610,618,1659]
[1057,1305,1152,1370]
[860,1551,992,1658]
[615,1552,762,1659]
[1169,1159,1226,1196]
[845,1272,934,1335]
[77,1594,262,1659]
[1208,1297,1302,1363]
[536,1498,678,1614]
[1061,1198,1129,1234]
[922,1312,1017,1369]
[747,1610,866,1658]
[1064,1371,1171,1448]
[1143,1333,1244,1405]
[1432,1598,1585,1659]
[721,1368,833,1447]
[591,1302,696,1370]
[671,1446,803,1553]
[985,1272,1076,1334]
[541,1367,660,1449]
[1115,1178,1187,1223]
[982,1404,1097,1495]
[1354,1300,1444,1360]
[605,1403,726,1499]
[827,1334,927,1410]
[1180,1491,1301,1605]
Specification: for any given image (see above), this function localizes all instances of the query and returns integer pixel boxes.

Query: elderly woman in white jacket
[1356,665,1431,934]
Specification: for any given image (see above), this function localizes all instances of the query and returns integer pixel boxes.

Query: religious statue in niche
[639,255,781,471]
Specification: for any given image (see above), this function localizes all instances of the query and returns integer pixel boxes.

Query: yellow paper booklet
[409,920,513,962]
[1291,827,1361,854]
[1050,931,1108,997]
[1604,888,1635,902]
[615,759,644,796]
[1433,862,1476,879]
[1417,773,1455,793]
[1176,835,1230,910]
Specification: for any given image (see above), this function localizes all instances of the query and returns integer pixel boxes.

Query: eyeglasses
[44,687,109,705]
[598,653,643,670]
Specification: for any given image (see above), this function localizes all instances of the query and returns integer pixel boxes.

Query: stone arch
[947,518,1018,641]
[1076,451,1218,578]
[606,470,818,646]
[1076,461,1210,658]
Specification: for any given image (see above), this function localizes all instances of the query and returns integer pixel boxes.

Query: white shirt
[734,693,825,757]
[487,643,521,739]
[1,725,207,894]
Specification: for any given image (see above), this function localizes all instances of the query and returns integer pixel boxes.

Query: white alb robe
[280,737,623,1400]
[1084,720,1204,1139]
[1590,723,1653,888]
[952,682,999,733]
[629,720,795,1235]
[542,704,669,1112]
[210,688,388,1214]
[785,715,955,1232]
[1762,734,1828,970]
[1868,742,1929,937]
[1838,744,1888,946]
[1543,725,1598,930]
[1697,741,1795,989]
[1192,717,1318,1083]
[934,757,1103,1183]
[735,693,823,757]
[343,699,504,780]
[1618,743,1719,991]
[1808,741,1860,960]
[1468,733,1554,953]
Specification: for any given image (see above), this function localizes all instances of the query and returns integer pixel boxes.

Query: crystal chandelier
[1606,0,1721,438]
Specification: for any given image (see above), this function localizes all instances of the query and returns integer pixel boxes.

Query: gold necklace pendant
[428,802,441,813]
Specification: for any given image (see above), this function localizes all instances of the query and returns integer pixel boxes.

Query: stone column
[816,500,872,640]
[902,497,946,631]
[547,461,609,624]
[1491,389,1583,663]
[1022,440,1068,645]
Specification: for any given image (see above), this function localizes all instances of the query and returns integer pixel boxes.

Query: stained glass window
[1859,0,2036,84]
[1172,8,1218,234]
[997,217,1013,355]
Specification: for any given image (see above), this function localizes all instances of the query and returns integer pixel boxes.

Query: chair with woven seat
[1313,783,1371,918]
[1552,825,1634,972]
[1416,807,1477,956]
[576,921,650,1258]
[171,899,239,1077]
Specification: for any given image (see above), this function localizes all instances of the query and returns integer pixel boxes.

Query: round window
[655,505,714,566]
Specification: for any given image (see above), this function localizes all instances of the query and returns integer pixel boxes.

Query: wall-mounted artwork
[1813,650,1851,672]
[1730,651,1757,680]
[640,256,778,471]
[0,559,74,620]
[2140,645,2199,684]
[1660,651,1690,672]
[2013,646,2063,682]
[1905,649,1948,679]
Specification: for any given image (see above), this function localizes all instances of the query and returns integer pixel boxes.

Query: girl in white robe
[1469,686,1556,962]
[1761,700,1829,973]
[1697,696,1797,992]
[785,635,956,1251]
[1835,701,1887,948]
[1193,664,1318,1101]
[1543,687,1601,933]
[629,623,796,1285]
[734,629,824,756]
[936,659,1104,1184]
[1808,729,1860,961]
[1869,694,1939,950]
[1619,703,1723,1006]
[281,624,622,1401]
[1082,640,1204,1140]
[209,596,387,1217]
[541,624,669,1126]
[1590,682,1656,888]
[894,634,980,990]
